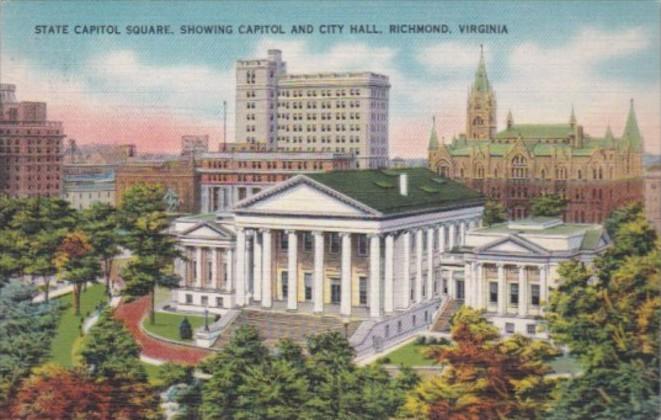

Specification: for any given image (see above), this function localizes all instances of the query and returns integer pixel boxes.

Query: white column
[401,232,411,308]
[415,229,423,303]
[384,234,394,313]
[340,233,352,316]
[540,264,548,312]
[369,234,381,318]
[313,231,325,313]
[448,223,456,250]
[438,224,446,254]
[195,247,203,288]
[459,221,466,246]
[426,227,434,301]
[211,248,219,289]
[476,263,484,309]
[226,249,233,292]
[448,269,456,299]
[261,230,272,308]
[253,232,262,301]
[287,231,298,310]
[464,262,473,305]
[235,229,246,306]
[518,265,528,317]
[497,263,506,315]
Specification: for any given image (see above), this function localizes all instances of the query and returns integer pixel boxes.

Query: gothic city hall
[427,48,644,223]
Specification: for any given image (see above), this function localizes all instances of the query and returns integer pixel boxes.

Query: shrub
[179,317,193,340]
[415,336,426,345]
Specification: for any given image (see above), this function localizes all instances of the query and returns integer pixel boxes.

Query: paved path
[114,296,212,365]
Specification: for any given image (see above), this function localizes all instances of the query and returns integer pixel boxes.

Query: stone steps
[212,309,362,349]
[430,299,462,332]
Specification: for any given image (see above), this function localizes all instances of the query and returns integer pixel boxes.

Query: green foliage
[604,201,643,238]
[529,194,568,217]
[157,363,194,389]
[0,281,61,409]
[405,307,559,419]
[80,309,147,383]
[81,203,122,298]
[179,317,193,340]
[200,326,416,419]
[545,207,661,418]
[483,199,507,226]
[119,184,182,323]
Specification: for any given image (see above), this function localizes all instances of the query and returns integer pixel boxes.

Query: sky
[1,0,659,157]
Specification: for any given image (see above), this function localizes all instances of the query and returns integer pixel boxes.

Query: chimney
[399,173,408,196]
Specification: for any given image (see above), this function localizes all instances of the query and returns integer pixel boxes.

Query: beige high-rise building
[235,50,390,168]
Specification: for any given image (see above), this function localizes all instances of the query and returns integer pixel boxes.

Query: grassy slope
[142,311,205,343]
[383,341,437,367]
[49,283,107,367]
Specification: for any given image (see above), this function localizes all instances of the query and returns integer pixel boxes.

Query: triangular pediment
[236,176,376,217]
[476,234,549,256]
[181,222,233,240]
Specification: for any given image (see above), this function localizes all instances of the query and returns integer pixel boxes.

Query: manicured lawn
[142,311,206,343]
[381,341,437,367]
[49,283,107,367]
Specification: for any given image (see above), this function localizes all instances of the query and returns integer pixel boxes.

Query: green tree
[0,281,61,409]
[81,203,122,299]
[200,325,270,419]
[79,310,160,418]
[119,184,182,324]
[545,208,660,418]
[54,231,101,315]
[157,363,194,389]
[80,310,147,383]
[483,199,507,226]
[11,197,77,302]
[529,194,568,218]
[405,307,559,419]
[603,201,643,237]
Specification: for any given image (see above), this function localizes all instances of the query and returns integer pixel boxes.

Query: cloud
[416,41,492,74]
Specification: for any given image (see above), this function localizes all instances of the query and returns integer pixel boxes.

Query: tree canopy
[405,307,559,419]
[545,204,660,418]
[529,194,568,218]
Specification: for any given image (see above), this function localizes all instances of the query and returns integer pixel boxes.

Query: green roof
[307,168,484,215]
[178,213,217,222]
[580,227,605,250]
[623,99,642,151]
[495,124,573,140]
[475,221,595,236]
[472,47,491,93]
[428,117,439,150]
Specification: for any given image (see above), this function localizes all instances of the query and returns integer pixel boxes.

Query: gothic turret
[506,110,514,129]
[569,105,576,128]
[428,115,439,150]
[466,45,497,140]
[622,98,642,151]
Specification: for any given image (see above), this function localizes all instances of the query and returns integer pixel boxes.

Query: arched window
[577,170,582,180]
[475,164,485,179]
[511,155,528,179]
[436,160,451,178]
[541,169,546,179]
[473,116,484,126]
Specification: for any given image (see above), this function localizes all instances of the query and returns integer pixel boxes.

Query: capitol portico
[172,168,485,320]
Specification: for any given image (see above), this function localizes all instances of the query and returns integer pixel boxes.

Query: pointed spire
[623,98,642,150]
[569,105,576,127]
[605,124,614,140]
[472,45,491,93]
[506,109,514,129]
[428,115,439,150]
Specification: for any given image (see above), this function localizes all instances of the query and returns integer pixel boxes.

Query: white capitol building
[169,168,609,355]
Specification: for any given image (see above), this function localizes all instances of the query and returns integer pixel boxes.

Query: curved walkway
[114,296,212,365]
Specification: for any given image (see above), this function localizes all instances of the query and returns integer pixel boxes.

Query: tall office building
[235,50,390,168]
[0,84,65,197]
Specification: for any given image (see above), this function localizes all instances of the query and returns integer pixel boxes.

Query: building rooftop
[307,167,484,215]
